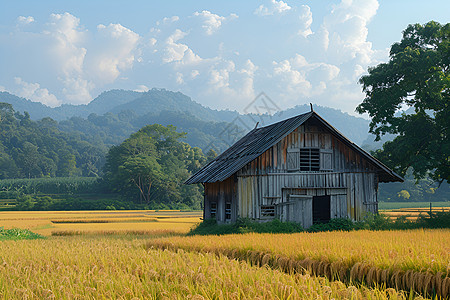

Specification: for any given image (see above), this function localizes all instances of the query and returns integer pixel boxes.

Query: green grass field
[378,201,450,210]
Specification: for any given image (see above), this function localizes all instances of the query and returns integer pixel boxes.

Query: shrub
[188,218,304,236]
[189,212,450,236]
[308,218,355,232]
[0,227,44,240]
[417,211,450,228]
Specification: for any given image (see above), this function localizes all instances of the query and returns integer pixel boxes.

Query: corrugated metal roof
[186,111,403,184]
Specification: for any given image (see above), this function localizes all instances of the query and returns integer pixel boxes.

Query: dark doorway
[313,195,331,224]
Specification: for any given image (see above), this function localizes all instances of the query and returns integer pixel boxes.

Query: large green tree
[357,21,449,184]
[104,124,206,208]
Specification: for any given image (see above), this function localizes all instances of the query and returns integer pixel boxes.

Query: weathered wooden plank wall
[204,176,237,223]
[207,118,380,226]
[237,122,379,176]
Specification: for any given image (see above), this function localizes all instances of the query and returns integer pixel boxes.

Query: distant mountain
[0,89,238,122]
[0,89,370,146]
[0,92,63,120]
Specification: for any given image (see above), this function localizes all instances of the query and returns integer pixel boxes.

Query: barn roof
[186,111,403,184]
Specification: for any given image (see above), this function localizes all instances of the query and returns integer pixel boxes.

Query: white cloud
[134,85,149,92]
[297,5,313,37]
[0,1,384,114]
[271,53,342,105]
[17,16,35,25]
[273,59,312,96]
[149,38,157,47]
[46,13,86,77]
[162,29,203,65]
[2,12,144,105]
[191,70,200,79]
[14,77,61,107]
[200,59,257,109]
[43,13,92,103]
[193,10,238,35]
[61,77,94,104]
[162,29,189,63]
[255,0,292,16]
[322,0,379,65]
[175,72,184,84]
[163,16,180,24]
[90,23,140,83]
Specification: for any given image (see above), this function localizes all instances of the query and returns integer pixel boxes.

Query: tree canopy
[357,21,449,184]
[0,103,106,179]
[104,124,206,209]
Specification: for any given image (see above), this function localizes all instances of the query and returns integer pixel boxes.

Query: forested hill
[0,89,239,123]
[0,89,370,146]
[0,103,105,179]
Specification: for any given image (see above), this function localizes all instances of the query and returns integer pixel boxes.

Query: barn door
[313,195,331,224]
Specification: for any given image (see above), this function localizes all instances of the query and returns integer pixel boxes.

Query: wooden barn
[186,110,403,228]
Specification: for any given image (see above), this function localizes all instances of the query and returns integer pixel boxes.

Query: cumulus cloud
[255,0,291,16]
[61,77,94,104]
[17,16,34,25]
[1,12,143,105]
[162,29,203,65]
[90,23,140,84]
[297,5,313,37]
[14,77,61,107]
[272,58,311,96]
[0,1,383,114]
[43,13,93,103]
[271,52,346,108]
[162,29,190,63]
[46,12,87,77]
[193,10,238,35]
[162,16,180,24]
[322,0,379,65]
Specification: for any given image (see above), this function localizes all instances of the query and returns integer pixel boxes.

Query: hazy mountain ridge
[0,89,370,145]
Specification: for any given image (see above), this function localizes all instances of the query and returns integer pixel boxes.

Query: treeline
[0,103,106,179]
[378,170,450,202]
[0,122,216,210]
[0,177,100,195]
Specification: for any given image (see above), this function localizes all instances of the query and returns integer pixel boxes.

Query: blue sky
[0,0,448,115]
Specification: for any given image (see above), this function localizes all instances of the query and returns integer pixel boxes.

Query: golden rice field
[148,230,450,298]
[149,230,450,274]
[381,207,450,220]
[0,210,202,236]
[0,236,415,299]
[0,210,449,298]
